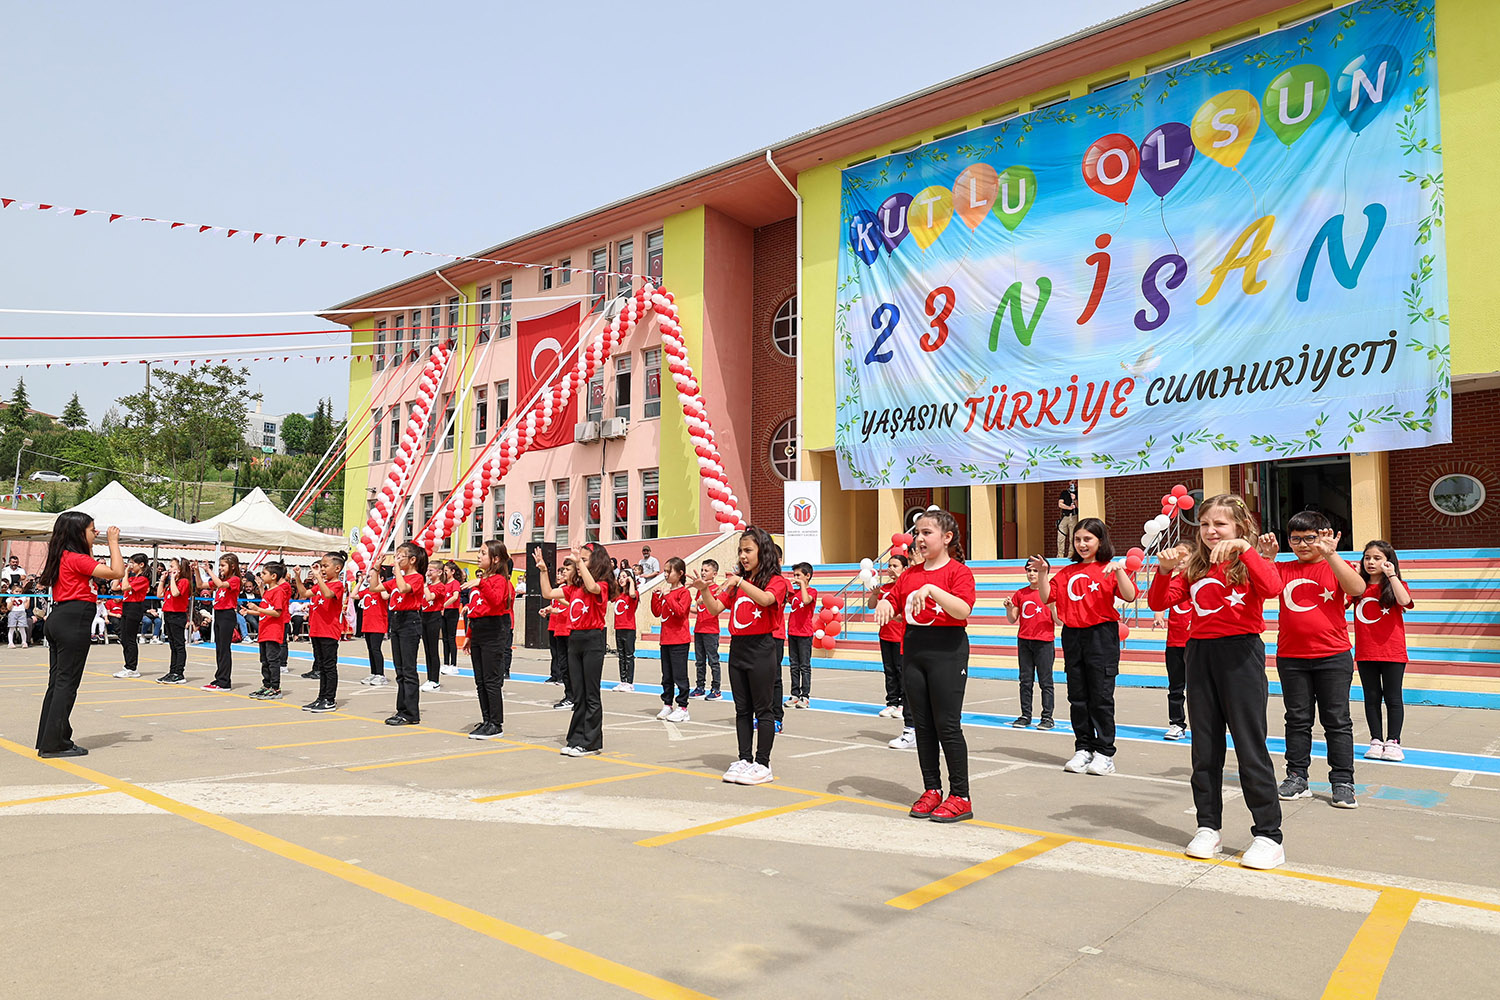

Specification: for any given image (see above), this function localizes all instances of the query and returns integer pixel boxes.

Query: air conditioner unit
[599,417,629,440]
[574,421,601,444]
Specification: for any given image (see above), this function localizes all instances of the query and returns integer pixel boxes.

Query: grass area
[8,480,341,528]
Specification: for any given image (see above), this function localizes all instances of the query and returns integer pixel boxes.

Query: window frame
[641,468,659,540]
[473,386,488,445]
[642,347,661,419]
[371,407,383,462]
[611,472,629,542]
[498,279,512,339]
[585,474,602,543]
[770,417,798,480]
[1429,474,1487,517]
[477,285,493,344]
[375,320,387,372]
[772,295,799,358]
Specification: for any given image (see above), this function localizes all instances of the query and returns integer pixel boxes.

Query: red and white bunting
[0,492,44,502]
[0,354,375,369]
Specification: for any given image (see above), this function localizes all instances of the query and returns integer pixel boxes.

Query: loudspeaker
[524,542,556,649]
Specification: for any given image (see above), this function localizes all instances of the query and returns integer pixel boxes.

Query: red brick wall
[1389,388,1500,549]
[749,218,797,531]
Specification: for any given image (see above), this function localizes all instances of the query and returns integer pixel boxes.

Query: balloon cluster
[890,532,913,559]
[1161,483,1195,518]
[813,594,845,651]
[350,341,456,574]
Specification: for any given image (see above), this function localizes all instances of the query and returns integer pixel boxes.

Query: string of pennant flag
[0,196,639,279]
[0,353,376,369]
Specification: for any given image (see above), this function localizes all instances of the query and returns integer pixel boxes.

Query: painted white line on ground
[970,763,1029,780]
[788,744,866,759]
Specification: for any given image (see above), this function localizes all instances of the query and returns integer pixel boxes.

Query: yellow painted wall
[342,318,376,537]
[660,207,706,537]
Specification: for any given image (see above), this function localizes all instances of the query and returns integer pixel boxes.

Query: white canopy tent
[67,480,221,546]
[197,487,340,552]
[0,507,63,542]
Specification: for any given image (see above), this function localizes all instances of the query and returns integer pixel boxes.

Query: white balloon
[814,629,825,639]
[859,558,874,573]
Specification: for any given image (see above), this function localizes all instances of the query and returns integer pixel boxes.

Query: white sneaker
[1240,836,1286,870]
[656,704,673,720]
[739,762,774,785]
[1381,740,1405,762]
[1164,724,1186,741]
[559,745,582,757]
[420,680,440,692]
[667,707,690,723]
[722,760,751,783]
[440,666,460,676]
[1364,738,1386,760]
[877,706,894,719]
[1185,827,1222,859]
[1085,754,1117,776]
[888,728,916,750]
[1063,749,1093,773]
[615,682,635,693]
[113,669,141,678]
[369,674,390,686]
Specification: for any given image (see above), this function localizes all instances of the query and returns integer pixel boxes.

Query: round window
[772,296,798,358]
[769,418,798,480]
[1429,474,1486,517]
[1180,488,1206,526]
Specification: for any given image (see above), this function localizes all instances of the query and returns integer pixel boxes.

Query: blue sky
[0,0,1142,421]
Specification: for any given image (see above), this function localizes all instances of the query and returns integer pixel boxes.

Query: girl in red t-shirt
[1353,541,1414,762]
[700,526,789,786]
[651,558,693,721]
[111,553,152,678]
[419,564,446,692]
[538,561,574,706]
[867,553,909,730]
[36,512,124,757]
[357,567,392,687]
[537,543,616,757]
[613,569,639,692]
[156,558,194,684]
[199,553,242,691]
[466,540,515,740]
[440,561,465,676]
[1146,493,1284,870]
[1031,516,1137,777]
[874,509,977,822]
[365,542,428,726]
[1006,556,1057,730]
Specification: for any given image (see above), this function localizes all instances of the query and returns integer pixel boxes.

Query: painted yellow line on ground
[636,796,836,848]
[474,768,668,803]
[1322,889,1420,999]
[70,694,221,706]
[187,717,359,733]
[0,737,717,1000]
[0,787,115,809]
[122,705,277,719]
[886,836,1069,910]
[348,747,531,771]
[257,730,430,750]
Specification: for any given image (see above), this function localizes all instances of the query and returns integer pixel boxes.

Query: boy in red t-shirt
[1006,558,1057,729]
[292,552,347,713]
[785,563,818,709]
[1256,512,1365,808]
[244,562,291,698]
[690,559,722,700]
[1151,598,1193,740]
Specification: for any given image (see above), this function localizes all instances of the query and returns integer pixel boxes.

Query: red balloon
[1124,553,1144,572]
[1179,495,1196,510]
[819,636,837,651]
[1163,505,1178,518]
[1117,622,1131,641]
[1081,133,1140,203]
[1160,494,1173,506]
[899,533,914,546]
[825,595,844,610]
[825,619,842,636]
[1171,484,1189,498]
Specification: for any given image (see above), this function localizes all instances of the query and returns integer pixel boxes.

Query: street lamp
[3,436,33,565]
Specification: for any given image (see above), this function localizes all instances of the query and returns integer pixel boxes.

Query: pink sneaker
[1381,739,1405,762]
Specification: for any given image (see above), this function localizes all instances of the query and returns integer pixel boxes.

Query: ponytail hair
[480,541,512,577]
[1359,540,1404,609]
[39,511,93,590]
[915,508,965,563]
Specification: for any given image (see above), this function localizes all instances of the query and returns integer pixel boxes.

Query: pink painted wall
[697,208,756,534]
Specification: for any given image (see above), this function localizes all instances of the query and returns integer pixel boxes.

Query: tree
[279,411,311,455]
[306,398,335,457]
[5,377,33,434]
[59,393,89,430]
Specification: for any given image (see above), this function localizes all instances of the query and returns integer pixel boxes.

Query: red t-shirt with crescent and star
[162,577,190,614]
[1272,559,1358,658]
[1164,599,1192,648]
[309,579,345,640]
[726,574,789,637]
[357,587,389,634]
[214,575,241,611]
[52,551,99,604]
[1012,586,1055,642]
[613,591,638,631]
[1351,581,1412,662]
[547,596,571,636]
[652,586,692,645]
[565,583,606,632]
[390,573,425,612]
[693,586,721,635]
[258,581,292,645]
[787,584,819,637]
[125,573,149,604]
[877,582,906,644]
[1147,547,1280,639]
[1046,562,1119,629]
[889,560,975,630]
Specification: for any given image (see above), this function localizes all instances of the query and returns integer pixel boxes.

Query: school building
[332,0,1498,566]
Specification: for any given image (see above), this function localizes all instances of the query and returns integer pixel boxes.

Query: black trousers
[728,633,779,765]
[312,636,339,702]
[164,611,188,676]
[694,632,721,691]
[788,635,813,698]
[565,628,605,751]
[37,601,94,752]
[1165,645,1188,728]
[119,604,145,672]
[904,626,970,797]
[1016,637,1056,721]
[660,642,690,706]
[388,609,422,721]
[1186,634,1282,842]
[213,608,237,687]
[550,632,573,700]
[1062,623,1119,757]
[421,612,442,682]
[1279,651,1356,784]
[260,640,287,689]
[880,638,913,728]
[469,616,511,726]
[364,632,386,675]
[616,628,636,683]
[772,637,786,722]
[441,608,459,667]
[1357,660,1406,742]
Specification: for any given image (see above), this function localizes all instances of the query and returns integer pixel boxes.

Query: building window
[554,478,570,548]
[438,491,452,551]
[473,386,488,445]
[262,434,276,447]
[429,304,441,351]
[372,408,382,461]
[498,279,512,339]
[642,347,661,418]
[558,258,571,285]
[770,417,798,480]
[613,355,631,420]
[441,393,455,451]
[470,505,485,551]
[447,297,460,344]
[402,501,414,544]
[773,296,798,358]
[492,486,506,543]
[646,229,663,282]
[541,267,553,291]
[409,310,421,359]
[477,285,492,344]
[1180,488,1206,526]
[388,409,400,459]
[264,421,277,434]
[375,321,387,372]
[1430,474,1486,516]
[617,239,634,298]
[530,481,545,543]
[586,375,604,423]
[495,380,510,427]
[391,314,403,367]
[585,475,602,543]
[641,469,659,539]
[422,494,434,538]
[590,247,608,308]
[612,472,629,542]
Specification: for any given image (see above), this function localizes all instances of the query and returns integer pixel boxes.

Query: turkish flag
[645,492,658,519]
[589,499,601,522]
[615,496,628,520]
[558,500,570,525]
[533,501,545,528]
[516,302,581,450]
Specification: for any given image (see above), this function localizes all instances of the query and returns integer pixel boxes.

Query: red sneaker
[930,795,973,823]
[909,789,943,818]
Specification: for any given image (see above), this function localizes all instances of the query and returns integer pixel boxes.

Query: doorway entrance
[1259,456,1352,545]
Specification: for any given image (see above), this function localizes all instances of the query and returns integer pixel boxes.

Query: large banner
[516,302,582,451]
[835,0,1447,489]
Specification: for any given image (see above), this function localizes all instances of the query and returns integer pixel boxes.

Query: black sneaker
[305,699,337,713]
[554,698,573,710]
[1331,783,1359,809]
[249,687,273,700]
[1037,717,1056,730]
[470,722,503,740]
[300,670,318,680]
[38,746,88,758]
[1010,717,1032,728]
[156,672,177,684]
[385,714,419,726]
[689,687,705,698]
[1278,774,1312,800]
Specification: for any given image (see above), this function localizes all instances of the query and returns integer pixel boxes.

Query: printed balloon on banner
[878,192,913,253]
[1081,134,1140,203]
[1335,45,1403,134]
[848,209,881,265]
[1139,123,1195,198]
[1263,65,1330,147]
[1191,90,1261,168]
[953,163,1000,230]
[907,186,953,250]
[992,166,1037,231]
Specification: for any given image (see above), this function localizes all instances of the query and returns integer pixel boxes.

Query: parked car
[28,471,69,483]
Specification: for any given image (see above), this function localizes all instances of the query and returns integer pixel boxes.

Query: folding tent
[197,487,341,552]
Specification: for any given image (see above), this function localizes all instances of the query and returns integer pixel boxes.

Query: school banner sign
[834,0,1447,489]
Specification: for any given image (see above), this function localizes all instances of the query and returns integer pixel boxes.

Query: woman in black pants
[36,512,125,757]
[441,561,464,674]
